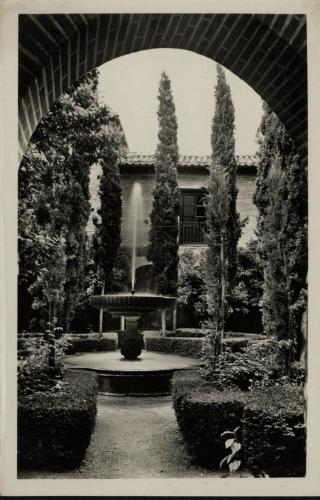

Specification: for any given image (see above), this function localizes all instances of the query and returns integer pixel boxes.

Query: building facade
[88,152,258,284]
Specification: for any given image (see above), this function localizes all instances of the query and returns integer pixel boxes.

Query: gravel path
[19,395,228,479]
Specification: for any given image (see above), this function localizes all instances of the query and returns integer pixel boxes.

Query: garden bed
[18,369,98,470]
[172,369,306,476]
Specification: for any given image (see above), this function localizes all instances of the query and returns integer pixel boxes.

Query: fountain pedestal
[89,293,176,360]
[120,316,143,360]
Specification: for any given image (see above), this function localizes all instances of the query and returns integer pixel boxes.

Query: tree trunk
[99,281,105,333]
[120,316,125,330]
[161,309,166,335]
[221,233,225,345]
[173,306,177,332]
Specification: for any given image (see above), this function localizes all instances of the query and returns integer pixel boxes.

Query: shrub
[145,333,253,359]
[65,333,117,353]
[243,385,306,477]
[145,336,204,358]
[166,328,209,338]
[18,370,98,470]
[18,335,70,396]
[201,336,291,390]
[172,370,306,476]
[172,369,249,468]
[177,249,208,324]
[222,338,249,352]
[225,332,266,340]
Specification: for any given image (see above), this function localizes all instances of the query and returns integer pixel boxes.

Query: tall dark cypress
[147,72,181,295]
[205,64,241,330]
[210,64,241,287]
[254,102,307,359]
[93,155,122,288]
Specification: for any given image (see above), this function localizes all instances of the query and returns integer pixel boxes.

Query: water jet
[90,182,176,360]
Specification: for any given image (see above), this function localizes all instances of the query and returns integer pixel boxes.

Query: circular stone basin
[64,351,202,396]
[89,293,176,316]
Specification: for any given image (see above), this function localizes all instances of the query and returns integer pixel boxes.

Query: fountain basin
[89,293,175,316]
[64,351,202,396]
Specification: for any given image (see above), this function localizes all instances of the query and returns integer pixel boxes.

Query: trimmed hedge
[242,385,306,477]
[225,332,266,340]
[222,337,249,352]
[165,330,265,340]
[18,370,98,470]
[145,336,204,359]
[145,334,252,358]
[172,369,306,476]
[166,328,209,338]
[172,370,249,468]
[65,332,117,354]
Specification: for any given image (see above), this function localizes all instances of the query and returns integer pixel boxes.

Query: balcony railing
[179,222,206,244]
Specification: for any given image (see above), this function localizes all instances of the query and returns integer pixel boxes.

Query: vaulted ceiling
[19,13,307,163]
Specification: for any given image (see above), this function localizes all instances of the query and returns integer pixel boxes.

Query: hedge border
[18,369,98,470]
[145,334,254,358]
[65,332,117,353]
[242,385,306,477]
[172,369,306,476]
[145,336,204,358]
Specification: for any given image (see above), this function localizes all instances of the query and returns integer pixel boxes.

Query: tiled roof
[120,152,257,168]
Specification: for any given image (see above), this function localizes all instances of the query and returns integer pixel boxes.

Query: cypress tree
[254,103,307,360]
[147,72,181,295]
[92,154,123,289]
[205,64,241,330]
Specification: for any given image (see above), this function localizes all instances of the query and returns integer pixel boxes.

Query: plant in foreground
[18,324,70,397]
[201,336,303,390]
[219,426,241,472]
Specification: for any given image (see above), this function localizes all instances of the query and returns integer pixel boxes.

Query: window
[180,189,206,244]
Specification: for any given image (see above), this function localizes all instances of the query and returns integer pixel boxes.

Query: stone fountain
[90,182,175,360]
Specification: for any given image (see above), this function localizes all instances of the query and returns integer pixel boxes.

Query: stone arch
[19,13,307,162]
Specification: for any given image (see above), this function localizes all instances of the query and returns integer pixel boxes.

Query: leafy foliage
[18,329,70,397]
[227,239,264,332]
[18,69,125,331]
[220,427,242,473]
[201,336,299,390]
[229,239,264,316]
[147,72,181,295]
[177,249,207,323]
[254,103,307,360]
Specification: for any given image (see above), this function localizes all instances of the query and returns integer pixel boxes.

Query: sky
[98,48,263,157]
